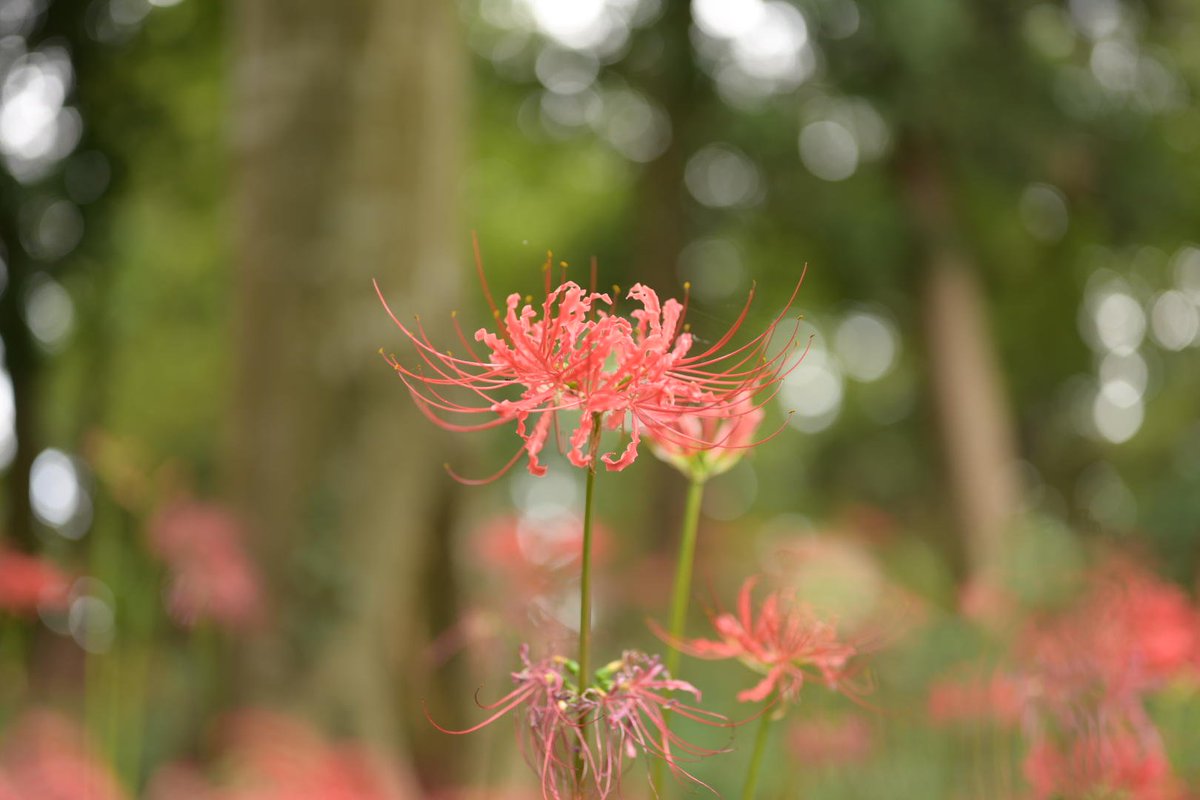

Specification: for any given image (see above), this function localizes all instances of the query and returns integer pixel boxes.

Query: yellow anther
[450,310,457,318]
[560,260,569,268]
[525,294,533,303]
[612,284,621,294]
[683,281,691,290]
[683,323,691,332]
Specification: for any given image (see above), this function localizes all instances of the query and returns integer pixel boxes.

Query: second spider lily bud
[646,390,766,482]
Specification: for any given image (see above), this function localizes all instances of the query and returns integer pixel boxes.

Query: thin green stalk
[651,476,706,795]
[664,477,705,680]
[575,422,603,792]
[741,711,774,800]
[577,461,598,690]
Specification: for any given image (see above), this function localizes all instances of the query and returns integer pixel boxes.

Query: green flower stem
[665,477,705,680]
[651,476,706,796]
[578,459,598,691]
[741,710,774,800]
[576,420,604,790]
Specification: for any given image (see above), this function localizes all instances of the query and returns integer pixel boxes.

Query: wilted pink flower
[647,390,767,481]
[0,710,126,800]
[430,646,724,799]
[377,247,802,480]
[674,576,858,704]
[148,501,264,631]
[0,550,70,614]
[787,715,873,767]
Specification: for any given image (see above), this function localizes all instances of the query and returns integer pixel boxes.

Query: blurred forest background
[1,0,1199,797]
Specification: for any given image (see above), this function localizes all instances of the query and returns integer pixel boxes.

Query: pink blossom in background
[426,512,616,665]
[147,710,411,800]
[472,511,613,587]
[674,576,858,704]
[787,715,873,767]
[926,672,1024,727]
[148,501,265,631]
[0,710,126,800]
[1018,558,1200,723]
[1023,731,1180,800]
[0,550,70,614]
[377,251,803,480]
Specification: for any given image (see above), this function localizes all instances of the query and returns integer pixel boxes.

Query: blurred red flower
[1023,731,1180,800]
[147,710,412,800]
[787,715,874,767]
[0,550,70,614]
[147,501,265,631]
[926,671,1024,726]
[0,710,126,800]
[675,576,857,704]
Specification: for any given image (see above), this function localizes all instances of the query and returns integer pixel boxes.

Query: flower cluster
[1014,561,1198,799]
[676,576,858,705]
[146,710,410,799]
[929,557,1200,799]
[377,263,800,480]
[433,647,725,800]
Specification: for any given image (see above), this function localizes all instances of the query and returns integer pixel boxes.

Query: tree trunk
[900,142,1020,588]
[230,0,465,781]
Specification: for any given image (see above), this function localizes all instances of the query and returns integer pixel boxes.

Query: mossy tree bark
[231,0,465,785]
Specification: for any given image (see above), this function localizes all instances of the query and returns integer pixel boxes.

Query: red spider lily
[979,556,1199,799]
[672,576,858,705]
[0,550,70,614]
[1017,558,1200,725]
[376,244,803,481]
[1023,729,1181,800]
[646,389,766,481]
[147,501,265,631]
[429,646,726,800]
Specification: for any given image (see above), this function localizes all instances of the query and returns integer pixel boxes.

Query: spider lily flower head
[429,647,725,799]
[376,243,804,482]
[646,390,766,482]
[674,576,858,706]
